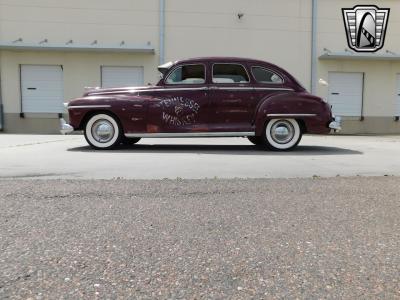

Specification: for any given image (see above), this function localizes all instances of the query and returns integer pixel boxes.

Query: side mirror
[319,79,329,87]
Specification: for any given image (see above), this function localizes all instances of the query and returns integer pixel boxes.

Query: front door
[208,63,254,132]
[147,63,210,133]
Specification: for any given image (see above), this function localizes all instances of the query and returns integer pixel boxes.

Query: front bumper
[329,116,342,131]
[60,118,74,135]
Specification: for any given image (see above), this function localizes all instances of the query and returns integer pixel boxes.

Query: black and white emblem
[342,5,390,53]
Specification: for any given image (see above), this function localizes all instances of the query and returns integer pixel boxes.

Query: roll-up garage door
[101,66,144,88]
[328,72,363,117]
[21,65,64,113]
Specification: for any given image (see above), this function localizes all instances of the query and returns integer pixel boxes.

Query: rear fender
[254,92,332,136]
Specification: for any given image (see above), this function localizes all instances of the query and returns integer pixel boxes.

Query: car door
[208,63,254,132]
[147,63,210,133]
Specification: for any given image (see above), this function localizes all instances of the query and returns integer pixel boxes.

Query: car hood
[83,85,160,96]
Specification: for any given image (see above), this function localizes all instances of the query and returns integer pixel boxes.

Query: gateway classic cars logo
[342,5,390,52]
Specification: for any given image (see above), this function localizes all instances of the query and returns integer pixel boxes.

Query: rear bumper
[60,118,74,135]
[329,116,342,131]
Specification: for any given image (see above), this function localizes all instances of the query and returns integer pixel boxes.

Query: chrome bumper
[60,118,74,135]
[329,116,342,131]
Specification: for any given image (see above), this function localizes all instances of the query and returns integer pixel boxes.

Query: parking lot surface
[0,134,400,179]
[1,177,399,299]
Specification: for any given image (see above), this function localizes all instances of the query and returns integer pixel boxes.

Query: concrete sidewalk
[0,134,399,179]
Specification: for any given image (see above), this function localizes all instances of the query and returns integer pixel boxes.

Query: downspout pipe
[0,54,3,131]
[311,0,318,94]
[159,0,165,65]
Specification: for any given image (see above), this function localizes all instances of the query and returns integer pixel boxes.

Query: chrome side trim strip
[254,87,294,91]
[68,105,112,109]
[90,87,209,95]
[125,132,255,138]
[209,87,293,91]
[267,113,317,117]
[147,87,209,92]
[89,86,293,95]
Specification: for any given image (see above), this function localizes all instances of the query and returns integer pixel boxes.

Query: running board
[124,132,255,138]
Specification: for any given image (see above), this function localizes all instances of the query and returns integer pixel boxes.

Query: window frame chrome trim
[211,62,251,85]
[251,66,285,85]
[164,63,207,86]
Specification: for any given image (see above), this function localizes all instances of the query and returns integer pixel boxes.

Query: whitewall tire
[263,118,302,151]
[84,114,122,149]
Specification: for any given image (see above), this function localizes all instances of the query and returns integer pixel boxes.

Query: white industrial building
[0,0,399,133]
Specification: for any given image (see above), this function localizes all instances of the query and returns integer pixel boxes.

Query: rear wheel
[247,136,263,146]
[84,113,122,149]
[262,118,302,151]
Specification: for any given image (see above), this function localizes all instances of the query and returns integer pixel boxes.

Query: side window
[212,64,249,84]
[165,64,205,84]
[252,67,283,84]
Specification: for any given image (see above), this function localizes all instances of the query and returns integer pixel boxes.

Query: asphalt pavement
[1,177,399,299]
[1,134,399,298]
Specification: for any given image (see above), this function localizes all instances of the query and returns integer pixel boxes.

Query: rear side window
[252,67,283,84]
[212,64,249,83]
[166,64,205,84]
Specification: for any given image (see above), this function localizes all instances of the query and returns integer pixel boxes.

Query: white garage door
[328,72,363,117]
[101,66,144,88]
[21,65,64,113]
[396,74,400,116]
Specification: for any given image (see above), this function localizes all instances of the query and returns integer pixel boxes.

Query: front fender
[67,95,150,132]
[254,92,332,136]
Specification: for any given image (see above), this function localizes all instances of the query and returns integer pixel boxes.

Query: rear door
[208,63,253,132]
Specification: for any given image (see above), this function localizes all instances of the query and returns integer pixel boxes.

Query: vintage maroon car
[61,57,341,150]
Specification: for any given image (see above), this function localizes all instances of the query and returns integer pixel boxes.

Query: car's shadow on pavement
[68,144,362,156]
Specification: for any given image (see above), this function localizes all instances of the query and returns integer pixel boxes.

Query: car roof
[175,56,275,66]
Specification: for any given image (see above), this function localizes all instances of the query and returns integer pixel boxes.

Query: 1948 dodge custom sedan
[61,57,341,151]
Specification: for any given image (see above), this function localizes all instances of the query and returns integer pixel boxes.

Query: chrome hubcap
[91,120,115,143]
[270,120,295,144]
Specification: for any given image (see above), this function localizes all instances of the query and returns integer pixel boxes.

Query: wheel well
[78,110,123,131]
[296,119,307,133]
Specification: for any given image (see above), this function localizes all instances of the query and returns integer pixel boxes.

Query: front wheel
[84,113,122,149]
[262,118,302,151]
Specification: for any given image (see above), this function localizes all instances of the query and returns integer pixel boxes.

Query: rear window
[252,67,283,84]
[212,64,249,83]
